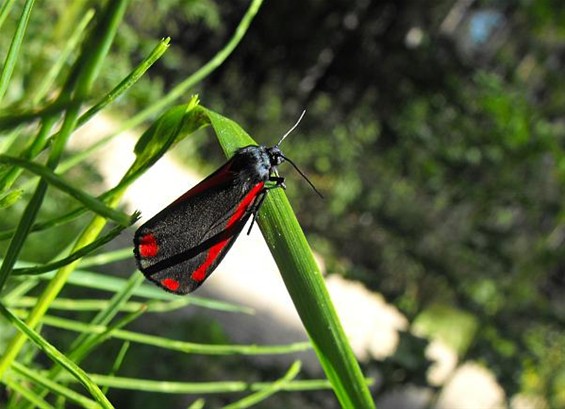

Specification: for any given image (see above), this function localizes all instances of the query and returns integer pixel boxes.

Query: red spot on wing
[138,234,159,258]
[191,182,265,282]
[161,278,180,291]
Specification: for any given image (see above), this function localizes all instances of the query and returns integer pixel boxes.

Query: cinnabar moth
[133,112,321,294]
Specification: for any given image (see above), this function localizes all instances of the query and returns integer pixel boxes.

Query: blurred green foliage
[149,0,564,404]
[3,0,565,407]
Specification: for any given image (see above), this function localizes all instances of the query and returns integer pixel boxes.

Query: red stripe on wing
[190,182,265,282]
[170,161,234,206]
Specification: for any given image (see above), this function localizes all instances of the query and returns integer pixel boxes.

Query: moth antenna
[276,110,306,147]
[281,154,324,198]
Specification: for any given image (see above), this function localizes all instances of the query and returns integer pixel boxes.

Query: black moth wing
[133,146,273,294]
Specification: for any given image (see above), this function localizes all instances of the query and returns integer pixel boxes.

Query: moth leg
[268,175,286,190]
[246,191,268,235]
[246,176,287,235]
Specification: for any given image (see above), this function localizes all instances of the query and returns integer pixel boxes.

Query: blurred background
[1,0,565,408]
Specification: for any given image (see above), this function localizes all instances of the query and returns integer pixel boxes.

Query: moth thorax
[268,146,285,167]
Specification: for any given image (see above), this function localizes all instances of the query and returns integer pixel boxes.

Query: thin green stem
[11,362,100,409]
[107,0,264,133]
[0,0,17,31]
[0,0,36,102]
[12,224,131,276]
[0,304,114,408]
[204,108,376,408]
[32,9,96,105]
[0,0,131,377]
[0,154,134,225]
[222,361,301,409]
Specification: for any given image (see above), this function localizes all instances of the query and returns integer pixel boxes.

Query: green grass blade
[0,0,130,298]
[68,307,146,365]
[61,373,247,394]
[39,314,312,356]
[102,341,130,395]
[0,154,133,226]
[13,223,134,276]
[0,0,36,102]
[203,107,376,408]
[32,9,96,105]
[10,362,100,409]
[0,189,23,209]
[0,98,229,380]
[8,297,144,312]
[79,247,132,268]
[0,206,86,240]
[58,371,347,395]
[2,277,41,303]
[8,295,233,315]
[187,399,206,409]
[77,37,171,127]
[99,0,264,138]
[3,375,55,409]
[0,304,114,408]
[0,119,57,291]
[0,116,57,194]
[0,0,16,31]
[66,272,145,360]
[222,361,301,409]
[0,97,198,239]
[31,269,253,313]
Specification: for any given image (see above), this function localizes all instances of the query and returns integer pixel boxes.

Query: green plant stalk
[101,341,130,395]
[32,9,96,105]
[222,361,301,409]
[0,116,57,193]
[110,0,264,133]
[0,154,133,225]
[204,108,376,408]
[0,0,17,31]
[0,35,168,193]
[56,371,348,395]
[64,274,146,364]
[79,247,133,268]
[3,104,200,406]
[11,362,100,408]
[188,399,206,409]
[31,268,252,312]
[3,374,55,409]
[0,304,114,408]
[0,0,130,294]
[0,6,231,235]
[0,36,169,241]
[53,306,145,409]
[68,307,146,363]
[62,375,248,395]
[0,0,36,102]
[0,164,52,291]
[8,297,142,312]
[0,212,117,379]
[259,192,375,408]
[7,294,239,315]
[0,117,57,290]
[1,278,40,305]
[38,314,311,356]
[0,98,200,386]
[13,223,132,275]
[77,37,171,127]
